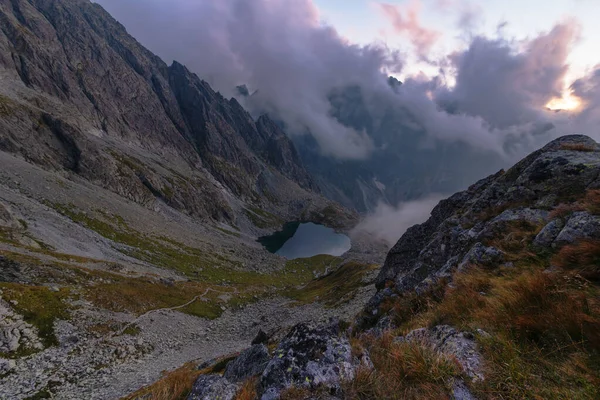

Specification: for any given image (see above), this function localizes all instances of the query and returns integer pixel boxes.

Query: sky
[314,0,599,85]
[95,0,600,160]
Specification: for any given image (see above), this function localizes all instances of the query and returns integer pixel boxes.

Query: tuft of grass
[553,239,600,281]
[122,324,141,336]
[234,377,258,400]
[583,189,600,215]
[287,262,378,307]
[549,202,585,219]
[346,333,461,399]
[559,143,598,152]
[123,362,202,400]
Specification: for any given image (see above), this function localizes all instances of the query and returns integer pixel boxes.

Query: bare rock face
[374,135,600,296]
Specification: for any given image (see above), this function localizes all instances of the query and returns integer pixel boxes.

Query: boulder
[554,212,600,246]
[533,219,565,248]
[224,344,270,383]
[259,323,355,399]
[458,243,505,270]
[187,374,238,400]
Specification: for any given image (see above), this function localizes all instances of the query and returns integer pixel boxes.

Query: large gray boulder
[534,219,565,248]
[554,212,600,246]
[187,374,238,400]
[224,344,270,383]
[259,323,355,400]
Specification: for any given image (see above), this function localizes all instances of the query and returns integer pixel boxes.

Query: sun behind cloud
[546,91,583,111]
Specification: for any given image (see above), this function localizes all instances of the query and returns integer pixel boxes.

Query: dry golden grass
[123,362,201,400]
[279,387,314,400]
[583,189,600,215]
[365,223,600,399]
[559,143,598,152]
[553,239,600,281]
[549,202,585,219]
[234,377,258,400]
[346,332,460,399]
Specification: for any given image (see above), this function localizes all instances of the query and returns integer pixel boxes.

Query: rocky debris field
[0,149,385,400]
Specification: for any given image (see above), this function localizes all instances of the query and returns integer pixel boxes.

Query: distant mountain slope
[0,0,327,225]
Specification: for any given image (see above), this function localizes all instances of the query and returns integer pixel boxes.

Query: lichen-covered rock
[534,219,565,248]
[0,358,16,375]
[259,323,355,400]
[224,344,270,383]
[554,212,600,246]
[452,380,477,400]
[404,325,484,381]
[458,243,505,270]
[187,374,238,400]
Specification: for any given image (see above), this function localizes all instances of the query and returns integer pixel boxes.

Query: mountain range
[0,1,599,400]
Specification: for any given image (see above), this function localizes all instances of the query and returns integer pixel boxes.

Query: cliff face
[0,0,323,224]
[373,135,600,294]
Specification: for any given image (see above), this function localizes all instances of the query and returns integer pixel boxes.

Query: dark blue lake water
[258,222,351,259]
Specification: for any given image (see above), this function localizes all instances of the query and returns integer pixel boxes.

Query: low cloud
[352,195,445,246]
[96,0,403,160]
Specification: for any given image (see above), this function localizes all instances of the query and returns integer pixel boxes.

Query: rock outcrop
[374,135,600,296]
[0,299,43,354]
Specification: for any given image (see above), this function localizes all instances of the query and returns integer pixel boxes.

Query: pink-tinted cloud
[434,20,580,129]
[379,1,441,61]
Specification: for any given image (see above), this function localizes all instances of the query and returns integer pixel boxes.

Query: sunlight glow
[546,91,583,111]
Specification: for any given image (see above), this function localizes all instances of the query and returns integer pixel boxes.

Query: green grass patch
[0,283,72,351]
[287,261,378,307]
[244,206,283,229]
[214,226,242,238]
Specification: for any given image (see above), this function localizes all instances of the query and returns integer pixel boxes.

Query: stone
[452,380,477,400]
[187,374,238,400]
[0,358,17,374]
[533,219,565,248]
[554,212,600,246]
[458,243,505,270]
[259,323,355,399]
[252,329,270,345]
[224,344,270,383]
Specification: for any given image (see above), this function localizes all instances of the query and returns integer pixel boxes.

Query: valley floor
[0,151,385,400]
